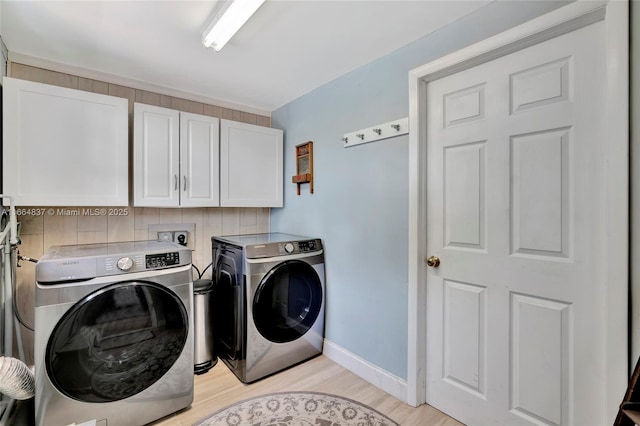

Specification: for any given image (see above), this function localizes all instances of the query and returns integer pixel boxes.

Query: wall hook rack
[343,117,408,148]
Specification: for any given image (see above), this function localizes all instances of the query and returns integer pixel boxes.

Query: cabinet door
[179,112,220,207]
[220,119,283,207]
[134,103,180,207]
[2,77,128,206]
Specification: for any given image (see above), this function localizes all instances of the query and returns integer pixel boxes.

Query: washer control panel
[146,252,180,269]
[103,251,181,274]
[104,255,145,274]
[36,241,192,283]
[117,257,134,271]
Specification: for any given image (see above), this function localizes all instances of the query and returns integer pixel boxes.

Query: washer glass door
[253,260,323,343]
[46,281,188,403]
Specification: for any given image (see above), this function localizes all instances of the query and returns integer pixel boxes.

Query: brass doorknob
[426,256,440,268]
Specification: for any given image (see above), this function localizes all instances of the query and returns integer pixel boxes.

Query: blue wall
[271,1,569,380]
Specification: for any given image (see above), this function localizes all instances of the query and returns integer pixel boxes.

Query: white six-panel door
[425,19,610,425]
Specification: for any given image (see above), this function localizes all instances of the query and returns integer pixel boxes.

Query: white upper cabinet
[220,119,283,208]
[135,105,282,208]
[2,77,129,206]
[180,112,220,207]
[134,103,180,207]
[134,103,220,207]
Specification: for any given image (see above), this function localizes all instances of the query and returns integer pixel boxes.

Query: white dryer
[212,233,325,383]
[34,241,193,426]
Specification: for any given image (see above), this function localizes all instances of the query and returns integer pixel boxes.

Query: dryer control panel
[297,240,319,252]
[245,238,323,258]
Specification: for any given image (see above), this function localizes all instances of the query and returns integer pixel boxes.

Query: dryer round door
[46,281,188,403]
[253,260,323,343]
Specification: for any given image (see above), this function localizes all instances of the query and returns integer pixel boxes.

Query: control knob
[117,257,134,271]
[284,242,295,253]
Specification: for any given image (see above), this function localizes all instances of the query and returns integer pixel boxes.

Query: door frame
[407,1,628,422]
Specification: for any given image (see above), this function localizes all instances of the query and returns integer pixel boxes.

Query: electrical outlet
[158,231,173,242]
[174,231,188,246]
[148,223,195,250]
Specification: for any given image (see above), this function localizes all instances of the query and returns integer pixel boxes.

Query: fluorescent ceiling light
[202,0,267,51]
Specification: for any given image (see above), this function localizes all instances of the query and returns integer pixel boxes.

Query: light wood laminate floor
[150,355,462,426]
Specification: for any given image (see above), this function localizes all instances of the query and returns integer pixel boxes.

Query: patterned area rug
[193,391,399,426]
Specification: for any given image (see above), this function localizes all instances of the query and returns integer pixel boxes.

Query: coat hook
[356,133,365,140]
[391,124,400,131]
[373,128,382,135]
[342,137,349,143]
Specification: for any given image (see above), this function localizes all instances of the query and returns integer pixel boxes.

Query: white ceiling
[0,0,491,114]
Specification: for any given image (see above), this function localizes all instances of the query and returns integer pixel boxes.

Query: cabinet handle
[174,175,178,191]
[183,176,187,191]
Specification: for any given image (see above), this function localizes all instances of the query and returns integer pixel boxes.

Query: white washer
[212,233,325,383]
[34,241,193,426]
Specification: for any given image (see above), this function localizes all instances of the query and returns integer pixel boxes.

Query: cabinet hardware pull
[183,176,187,191]
[174,175,178,191]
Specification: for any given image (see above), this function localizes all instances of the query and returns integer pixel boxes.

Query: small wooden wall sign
[292,141,313,195]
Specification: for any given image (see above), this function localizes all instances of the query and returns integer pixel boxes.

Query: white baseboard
[322,339,408,403]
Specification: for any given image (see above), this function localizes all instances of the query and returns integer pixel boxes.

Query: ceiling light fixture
[202,0,267,51]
